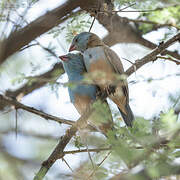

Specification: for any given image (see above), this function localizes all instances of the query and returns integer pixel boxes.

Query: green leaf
[160,109,178,132]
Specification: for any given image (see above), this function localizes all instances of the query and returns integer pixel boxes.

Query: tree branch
[103,30,180,60]
[157,56,180,65]
[1,0,179,111]
[64,147,110,155]
[33,91,109,180]
[0,0,96,65]
[124,17,180,31]
[97,7,180,60]
[0,94,74,125]
[5,63,64,98]
[110,129,180,180]
[0,94,99,132]
[125,32,180,76]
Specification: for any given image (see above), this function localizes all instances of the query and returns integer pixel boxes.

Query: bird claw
[105,85,116,96]
[96,89,102,98]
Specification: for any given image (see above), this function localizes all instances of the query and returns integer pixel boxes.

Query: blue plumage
[62,53,97,103]
[60,52,114,136]
[71,32,91,52]
[69,32,134,127]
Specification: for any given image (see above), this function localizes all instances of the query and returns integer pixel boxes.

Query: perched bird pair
[59,53,114,136]
[59,32,134,136]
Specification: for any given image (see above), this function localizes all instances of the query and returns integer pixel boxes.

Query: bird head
[69,32,103,52]
[59,53,85,73]
[69,32,91,52]
[59,53,82,62]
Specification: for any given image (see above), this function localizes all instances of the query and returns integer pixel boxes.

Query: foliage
[65,13,92,43]
[70,109,180,180]
[0,0,180,180]
[139,5,180,34]
[48,12,92,43]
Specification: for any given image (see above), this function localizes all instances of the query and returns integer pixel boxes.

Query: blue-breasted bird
[59,53,114,136]
[69,32,134,127]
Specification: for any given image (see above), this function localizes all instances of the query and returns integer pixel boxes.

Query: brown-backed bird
[69,32,134,127]
[59,53,114,136]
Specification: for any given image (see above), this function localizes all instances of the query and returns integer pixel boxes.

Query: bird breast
[83,47,115,87]
[83,47,107,70]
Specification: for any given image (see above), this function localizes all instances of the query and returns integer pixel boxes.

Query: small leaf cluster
[139,5,180,34]
[98,109,179,179]
[65,13,92,43]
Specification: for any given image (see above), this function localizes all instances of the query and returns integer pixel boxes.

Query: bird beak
[69,44,76,52]
[59,55,68,61]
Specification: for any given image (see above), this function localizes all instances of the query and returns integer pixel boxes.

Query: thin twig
[173,95,180,108]
[62,157,74,172]
[89,16,96,32]
[122,57,137,75]
[87,151,111,180]
[85,140,94,169]
[122,57,135,65]
[97,151,111,167]
[19,43,39,52]
[98,9,163,14]
[15,108,18,139]
[63,147,111,155]
[124,17,180,31]
[114,10,164,13]
[118,3,136,11]
[89,4,164,14]
[157,56,180,65]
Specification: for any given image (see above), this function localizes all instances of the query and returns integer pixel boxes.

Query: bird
[69,32,134,127]
[59,53,114,136]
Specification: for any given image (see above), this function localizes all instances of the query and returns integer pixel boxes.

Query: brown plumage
[59,53,114,136]
[69,32,134,127]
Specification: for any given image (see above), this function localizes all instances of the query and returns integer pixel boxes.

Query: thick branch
[103,32,180,60]
[0,62,64,111]
[33,126,78,180]
[98,12,180,59]
[0,94,74,125]
[5,63,64,97]
[0,94,98,131]
[1,0,179,111]
[125,32,180,76]
[33,91,109,180]
[0,0,96,65]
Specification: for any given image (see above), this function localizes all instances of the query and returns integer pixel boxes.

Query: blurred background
[0,0,180,179]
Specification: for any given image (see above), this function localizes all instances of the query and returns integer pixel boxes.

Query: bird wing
[103,45,129,101]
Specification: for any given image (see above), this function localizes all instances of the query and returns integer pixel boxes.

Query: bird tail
[118,103,134,127]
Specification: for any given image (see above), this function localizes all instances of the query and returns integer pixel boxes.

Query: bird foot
[96,89,102,98]
[105,85,116,96]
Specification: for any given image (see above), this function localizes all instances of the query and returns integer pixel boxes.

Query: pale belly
[74,94,92,115]
[84,47,115,87]
[83,47,127,115]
